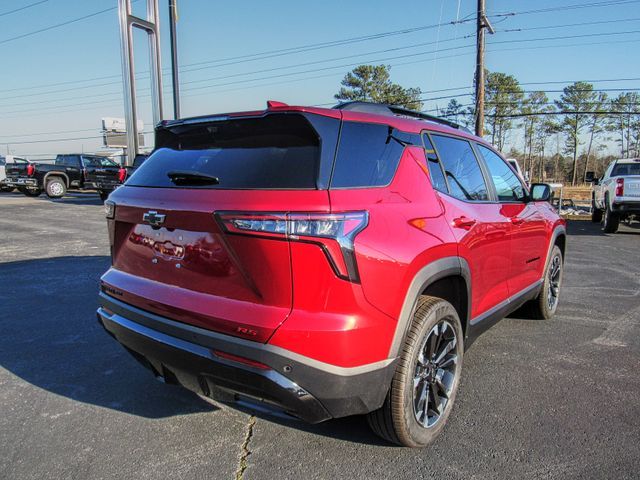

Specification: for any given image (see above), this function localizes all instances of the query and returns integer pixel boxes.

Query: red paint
[103,103,564,368]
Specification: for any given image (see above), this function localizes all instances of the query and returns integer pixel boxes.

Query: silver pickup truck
[587,158,640,233]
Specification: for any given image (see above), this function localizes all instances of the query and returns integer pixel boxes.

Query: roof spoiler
[333,101,469,132]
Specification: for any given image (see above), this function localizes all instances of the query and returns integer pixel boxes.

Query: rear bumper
[88,181,120,191]
[4,177,37,187]
[611,200,640,214]
[97,292,396,423]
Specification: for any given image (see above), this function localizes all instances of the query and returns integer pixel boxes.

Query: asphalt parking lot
[1,191,639,480]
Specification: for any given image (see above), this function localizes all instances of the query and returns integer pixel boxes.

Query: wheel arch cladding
[545,225,567,271]
[388,256,471,358]
[44,172,69,187]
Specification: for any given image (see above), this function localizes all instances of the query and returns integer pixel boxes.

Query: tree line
[334,65,640,186]
[443,72,640,185]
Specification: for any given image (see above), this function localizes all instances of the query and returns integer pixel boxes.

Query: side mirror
[530,183,551,202]
[585,171,596,183]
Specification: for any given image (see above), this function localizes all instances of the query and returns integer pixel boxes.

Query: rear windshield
[127,113,321,189]
[83,156,118,167]
[611,162,640,176]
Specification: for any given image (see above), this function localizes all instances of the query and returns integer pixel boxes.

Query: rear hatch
[102,111,340,342]
[83,156,123,186]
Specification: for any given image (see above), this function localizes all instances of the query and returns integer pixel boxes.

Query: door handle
[511,217,525,225]
[453,216,476,229]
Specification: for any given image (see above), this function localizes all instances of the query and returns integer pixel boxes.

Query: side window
[431,135,489,201]
[331,122,407,188]
[476,145,526,202]
[422,134,448,193]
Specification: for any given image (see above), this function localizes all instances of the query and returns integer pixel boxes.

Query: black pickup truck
[86,153,149,200]
[5,154,124,199]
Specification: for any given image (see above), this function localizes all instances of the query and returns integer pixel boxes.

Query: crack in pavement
[234,416,256,480]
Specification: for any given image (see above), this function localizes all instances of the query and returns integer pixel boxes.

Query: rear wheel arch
[388,257,471,358]
[44,172,69,187]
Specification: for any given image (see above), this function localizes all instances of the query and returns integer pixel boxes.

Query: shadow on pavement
[0,255,214,419]
[0,254,385,444]
[566,218,640,236]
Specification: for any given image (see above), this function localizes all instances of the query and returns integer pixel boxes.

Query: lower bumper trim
[97,293,397,422]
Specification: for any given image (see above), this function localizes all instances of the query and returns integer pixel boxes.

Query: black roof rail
[333,101,468,132]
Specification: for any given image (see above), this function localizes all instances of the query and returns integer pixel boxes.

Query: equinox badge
[143,210,166,227]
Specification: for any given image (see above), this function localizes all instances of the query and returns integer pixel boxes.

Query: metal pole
[169,0,180,119]
[147,0,164,127]
[474,0,486,137]
[118,0,139,166]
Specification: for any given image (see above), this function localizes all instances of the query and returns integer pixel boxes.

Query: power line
[490,0,640,17]
[1,135,104,145]
[2,36,639,119]
[0,128,97,139]
[0,5,119,46]
[499,17,640,33]
[0,18,475,95]
[0,0,48,18]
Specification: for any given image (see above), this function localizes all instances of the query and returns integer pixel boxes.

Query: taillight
[615,178,624,196]
[118,167,126,183]
[216,211,368,282]
[26,163,35,176]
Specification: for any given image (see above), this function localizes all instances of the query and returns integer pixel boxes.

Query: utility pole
[474,0,494,137]
[169,0,180,119]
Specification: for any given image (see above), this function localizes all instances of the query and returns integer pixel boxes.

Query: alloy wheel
[412,320,459,428]
[547,254,562,311]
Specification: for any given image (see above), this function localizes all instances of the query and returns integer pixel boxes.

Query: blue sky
[0,0,639,158]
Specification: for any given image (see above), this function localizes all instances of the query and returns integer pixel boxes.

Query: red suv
[98,101,566,447]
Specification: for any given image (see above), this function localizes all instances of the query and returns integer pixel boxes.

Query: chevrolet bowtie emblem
[143,210,166,227]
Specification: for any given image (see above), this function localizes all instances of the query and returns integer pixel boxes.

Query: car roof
[614,158,640,164]
[158,101,491,148]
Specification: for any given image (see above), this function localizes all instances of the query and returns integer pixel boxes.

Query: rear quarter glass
[331,122,421,188]
[127,113,339,189]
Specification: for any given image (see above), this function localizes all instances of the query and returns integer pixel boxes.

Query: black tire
[19,187,42,197]
[45,177,66,199]
[367,296,463,447]
[591,198,602,223]
[602,197,619,233]
[98,190,110,202]
[528,245,563,320]
[0,185,14,193]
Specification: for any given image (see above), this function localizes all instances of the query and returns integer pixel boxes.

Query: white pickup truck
[587,158,640,233]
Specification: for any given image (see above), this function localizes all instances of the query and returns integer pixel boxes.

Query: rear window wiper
[167,170,220,185]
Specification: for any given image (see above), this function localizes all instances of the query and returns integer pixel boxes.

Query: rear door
[475,144,547,295]
[56,155,82,185]
[102,112,339,342]
[429,133,512,319]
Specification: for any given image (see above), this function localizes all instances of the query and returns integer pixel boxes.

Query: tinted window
[431,135,489,201]
[331,122,412,188]
[422,134,447,192]
[82,156,118,167]
[128,114,320,189]
[477,145,526,202]
[0,158,5,166]
[611,162,640,176]
[56,155,81,167]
